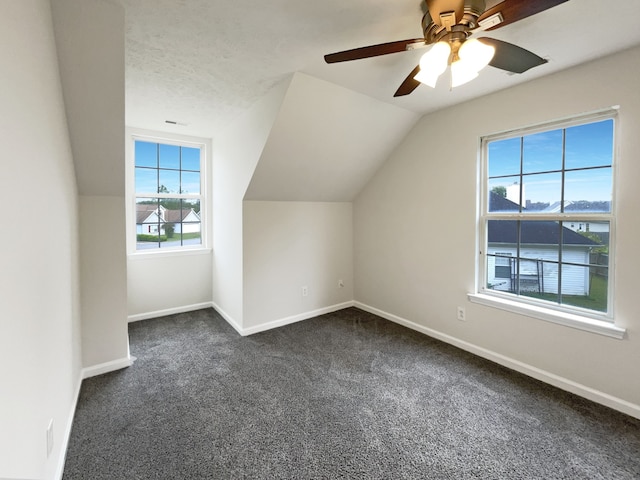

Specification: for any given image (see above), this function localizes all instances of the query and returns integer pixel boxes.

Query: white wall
[0,1,82,478]
[243,201,353,331]
[212,78,291,327]
[79,196,129,369]
[128,252,213,319]
[354,45,640,414]
[52,0,130,376]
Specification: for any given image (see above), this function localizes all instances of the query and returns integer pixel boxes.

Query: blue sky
[488,119,613,204]
[135,141,201,195]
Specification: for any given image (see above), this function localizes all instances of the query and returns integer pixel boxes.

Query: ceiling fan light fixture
[459,38,495,71]
[414,41,451,88]
[450,60,479,87]
[450,38,495,87]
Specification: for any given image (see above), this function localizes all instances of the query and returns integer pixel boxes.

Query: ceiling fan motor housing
[422,0,486,43]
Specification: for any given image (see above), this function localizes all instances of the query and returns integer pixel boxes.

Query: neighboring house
[136,204,201,235]
[487,192,598,296]
[542,201,611,245]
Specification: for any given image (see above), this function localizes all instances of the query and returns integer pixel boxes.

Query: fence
[590,252,608,278]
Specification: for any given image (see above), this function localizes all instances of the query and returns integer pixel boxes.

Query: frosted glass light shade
[451,38,495,87]
[414,41,451,88]
[451,60,479,87]
[459,38,495,72]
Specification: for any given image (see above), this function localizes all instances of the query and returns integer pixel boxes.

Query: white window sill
[128,247,212,261]
[467,293,626,340]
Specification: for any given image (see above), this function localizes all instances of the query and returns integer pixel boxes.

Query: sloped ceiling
[244,73,420,201]
[121,0,640,139]
[118,0,640,202]
[52,0,125,196]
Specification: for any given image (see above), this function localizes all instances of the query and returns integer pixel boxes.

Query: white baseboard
[355,301,640,420]
[81,356,134,380]
[210,301,244,336]
[211,300,355,337]
[54,358,134,479]
[240,301,355,336]
[128,302,214,323]
[53,371,83,480]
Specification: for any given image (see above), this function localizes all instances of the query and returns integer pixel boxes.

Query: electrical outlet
[46,419,54,457]
[302,286,308,297]
[338,279,344,288]
[457,306,466,321]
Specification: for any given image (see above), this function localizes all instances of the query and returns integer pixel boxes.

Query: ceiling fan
[324,0,569,96]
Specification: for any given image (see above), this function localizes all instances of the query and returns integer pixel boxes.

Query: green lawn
[173,232,201,240]
[522,274,608,312]
[137,232,201,243]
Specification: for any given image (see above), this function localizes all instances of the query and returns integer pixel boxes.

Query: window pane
[181,147,200,171]
[159,169,180,193]
[179,200,202,246]
[181,171,200,194]
[564,168,612,211]
[565,119,614,170]
[523,172,562,212]
[487,221,517,292]
[159,144,180,169]
[488,177,521,212]
[564,220,609,245]
[135,167,157,194]
[136,199,162,250]
[561,264,608,313]
[519,221,561,298]
[135,141,157,168]
[523,129,563,174]
[145,199,202,249]
[488,137,521,177]
[562,221,609,308]
[487,220,564,297]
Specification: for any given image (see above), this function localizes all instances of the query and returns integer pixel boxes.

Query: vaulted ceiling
[118,0,640,201]
[121,0,640,139]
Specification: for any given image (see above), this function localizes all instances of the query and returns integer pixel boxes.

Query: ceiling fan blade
[478,0,568,31]
[394,65,422,97]
[478,37,547,73]
[324,39,426,63]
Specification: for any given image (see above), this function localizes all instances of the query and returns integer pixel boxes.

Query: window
[132,136,205,252]
[477,110,616,324]
[493,252,512,279]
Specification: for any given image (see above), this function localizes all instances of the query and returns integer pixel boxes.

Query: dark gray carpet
[63,307,640,479]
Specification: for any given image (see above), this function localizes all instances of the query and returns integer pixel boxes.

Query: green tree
[491,186,507,198]
[164,222,175,239]
[578,231,608,254]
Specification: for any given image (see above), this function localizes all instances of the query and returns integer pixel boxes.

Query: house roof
[135,204,200,224]
[488,220,598,246]
[488,192,599,246]
[165,209,198,223]
[489,192,522,212]
[542,200,611,213]
[136,204,159,223]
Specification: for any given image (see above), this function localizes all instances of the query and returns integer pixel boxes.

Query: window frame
[126,130,209,256]
[471,108,625,339]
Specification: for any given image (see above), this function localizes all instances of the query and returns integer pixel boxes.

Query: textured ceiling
[120,0,640,139]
